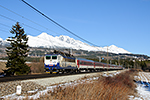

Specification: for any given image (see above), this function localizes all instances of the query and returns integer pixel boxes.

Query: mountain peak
[0,38,3,41]
[30,32,131,54]
[37,32,49,37]
[0,32,131,54]
[109,45,117,48]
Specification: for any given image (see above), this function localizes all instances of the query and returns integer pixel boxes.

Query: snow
[0,37,9,46]
[0,60,7,62]
[0,37,3,42]
[1,76,100,99]
[1,71,122,100]
[1,32,131,54]
[3,70,149,99]
[129,72,150,100]
[27,32,131,54]
[102,71,121,77]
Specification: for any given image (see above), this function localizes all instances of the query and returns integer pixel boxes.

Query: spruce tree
[6,22,30,75]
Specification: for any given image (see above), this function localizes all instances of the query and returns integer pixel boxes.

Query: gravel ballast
[0,70,121,98]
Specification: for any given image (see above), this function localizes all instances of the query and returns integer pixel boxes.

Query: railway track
[0,70,109,82]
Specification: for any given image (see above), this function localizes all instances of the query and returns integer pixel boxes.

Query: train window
[95,63,103,66]
[52,56,57,59]
[46,56,51,59]
[79,61,82,64]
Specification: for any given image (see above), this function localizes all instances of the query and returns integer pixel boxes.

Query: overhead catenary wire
[21,0,99,47]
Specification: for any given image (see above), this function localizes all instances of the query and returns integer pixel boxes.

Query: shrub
[45,70,137,100]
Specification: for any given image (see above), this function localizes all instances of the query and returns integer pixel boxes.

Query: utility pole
[70,48,73,55]
[118,56,120,66]
[133,60,135,69]
[107,46,108,73]
[98,56,101,62]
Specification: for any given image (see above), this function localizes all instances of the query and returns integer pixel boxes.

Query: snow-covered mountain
[1,32,131,54]
[0,38,9,46]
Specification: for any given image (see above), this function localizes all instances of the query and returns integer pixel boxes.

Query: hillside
[0,32,131,54]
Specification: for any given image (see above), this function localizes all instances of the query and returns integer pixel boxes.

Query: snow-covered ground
[0,70,122,100]
[1,70,150,100]
[129,72,150,100]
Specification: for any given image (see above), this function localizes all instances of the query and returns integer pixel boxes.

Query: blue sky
[0,0,150,56]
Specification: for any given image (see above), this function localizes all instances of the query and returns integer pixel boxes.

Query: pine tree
[140,61,147,71]
[6,22,30,75]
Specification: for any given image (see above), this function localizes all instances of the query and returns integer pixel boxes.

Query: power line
[0,14,41,32]
[0,29,9,33]
[0,4,60,35]
[0,14,16,22]
[22,23,41,32]
[0,23,10,28]
[0,15,57,49]
[0,14,101,51]
[0,8,101,51]
[21,0,99,47]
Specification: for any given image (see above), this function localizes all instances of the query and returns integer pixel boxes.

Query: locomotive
[44,50,123,74]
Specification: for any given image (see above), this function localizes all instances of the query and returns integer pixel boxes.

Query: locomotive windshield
[52,56,57,59]
[46,56,51,59]
[45,55,57,60]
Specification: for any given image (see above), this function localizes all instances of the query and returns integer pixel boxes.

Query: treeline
[87,57,150,70]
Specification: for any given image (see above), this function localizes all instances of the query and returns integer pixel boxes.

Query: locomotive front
[44,54,60,73]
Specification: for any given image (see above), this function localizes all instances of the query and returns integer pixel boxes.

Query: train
[44,50,123,74]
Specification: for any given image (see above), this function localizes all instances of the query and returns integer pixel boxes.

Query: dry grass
[0,61,44,74]
[46,70,136,100]
[28,57,45,74]
[29,62,45,74]
[0,62,6,72]
[28,70,136,100]
[4,70,137,100]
